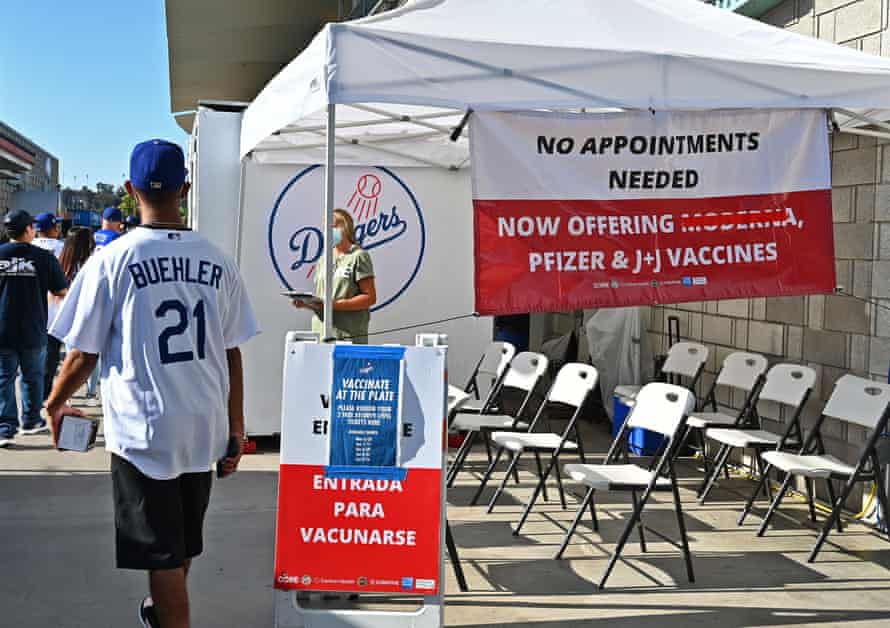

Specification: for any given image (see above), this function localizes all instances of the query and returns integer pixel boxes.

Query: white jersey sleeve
[222,262,259,350]
[50,254,114,354]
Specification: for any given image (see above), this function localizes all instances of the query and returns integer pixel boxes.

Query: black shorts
[111,454,212,570]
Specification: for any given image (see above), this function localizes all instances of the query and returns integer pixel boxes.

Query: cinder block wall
[646,0,890,504]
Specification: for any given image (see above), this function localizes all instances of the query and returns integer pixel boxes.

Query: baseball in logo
[268,166,426,311]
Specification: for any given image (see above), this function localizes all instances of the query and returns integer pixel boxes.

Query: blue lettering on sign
[289,226,323,271]
[354,206,407,251]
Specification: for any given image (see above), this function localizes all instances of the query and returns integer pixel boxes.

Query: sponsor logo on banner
[470,109,835,314]
[267,166,426,311]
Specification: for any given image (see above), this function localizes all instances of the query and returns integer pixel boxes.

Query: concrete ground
[3,393,890,627]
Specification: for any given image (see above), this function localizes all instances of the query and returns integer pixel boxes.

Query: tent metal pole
[832,107,890,134]
[323,104,336,342]
[835,126,890,142]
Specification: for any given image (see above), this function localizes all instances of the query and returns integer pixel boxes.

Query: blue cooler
[613,394,665,456]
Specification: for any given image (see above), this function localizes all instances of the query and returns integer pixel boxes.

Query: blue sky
[0,0,187,189]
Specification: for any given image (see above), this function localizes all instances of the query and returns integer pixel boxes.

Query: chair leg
[444,520,468,592]
[757,471,795,537]
[696,428,712,478]
[805,479,817,524]
[514,450,562,536]
[739,463,773,526]
[533,451,549,502]
[555,487,594,560]
[589,490,599,532]
[699,444,732,505]
[488,451,521,514]
[871,457,890,543]
[756,455,772,501]
[552,457,568,510]
[631,490,647,553]
[670,462,695,583]
[824,479,843,533]
[447,430,476,488]
[470,446,504,506]
[483,434,493,463]
[599,487,650,589]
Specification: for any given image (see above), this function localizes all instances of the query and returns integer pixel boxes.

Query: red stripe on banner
[274,464,442,594]
[473,190,835,315]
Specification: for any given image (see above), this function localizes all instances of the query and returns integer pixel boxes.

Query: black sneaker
[138,596,160,628]
[20,421,49,436]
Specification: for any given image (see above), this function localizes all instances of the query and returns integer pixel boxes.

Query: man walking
[0,210,67,447]
[45,139,259,628]
[94,206,123,249]
[32,212,65,402]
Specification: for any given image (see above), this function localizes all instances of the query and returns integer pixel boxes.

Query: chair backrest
[477,341,516,380]
[758,364,817,407]
[823,374,890,430]
[627,383,696,438]
[715,352,768,392]
[546,363,599,409]
[662,342,709,379]
[500,351,549,393]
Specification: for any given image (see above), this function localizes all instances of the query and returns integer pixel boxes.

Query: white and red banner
[470,109,835,314]
[275,342,446,595]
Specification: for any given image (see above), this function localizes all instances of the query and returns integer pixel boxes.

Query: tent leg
[323,104,336,342]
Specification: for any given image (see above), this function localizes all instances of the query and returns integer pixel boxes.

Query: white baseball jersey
[33,237,64,330]
[50,227,260,480]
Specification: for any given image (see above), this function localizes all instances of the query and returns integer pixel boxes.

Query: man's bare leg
[150,567,190,628]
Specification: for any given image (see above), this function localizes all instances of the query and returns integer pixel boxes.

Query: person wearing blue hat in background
[32,212,66,404]
[33,212,64,258]
[45,139,258,628]
[94,207,123,249]
[123,213,141,233]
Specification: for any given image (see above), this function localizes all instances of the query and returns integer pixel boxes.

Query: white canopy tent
[240,0,890,338]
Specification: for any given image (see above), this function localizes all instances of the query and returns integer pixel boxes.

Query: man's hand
[45,403,85,447]
[220,434,244,476]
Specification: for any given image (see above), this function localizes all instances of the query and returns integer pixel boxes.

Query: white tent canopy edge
[240,0,890,339]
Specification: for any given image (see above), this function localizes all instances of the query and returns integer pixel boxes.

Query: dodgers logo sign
[268,166,426,311]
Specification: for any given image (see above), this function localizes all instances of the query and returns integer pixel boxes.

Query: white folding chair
[753,375,890,562]
[556,383,696,589]
[614,341,708,402]
[447,352,548,488]
[472,364,598,514]
[460,341,516,414]
[702,364,816,508]
[682,352,768,492]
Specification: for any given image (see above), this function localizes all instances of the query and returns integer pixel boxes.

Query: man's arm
[221,347,245,474]
[44,349,99,445]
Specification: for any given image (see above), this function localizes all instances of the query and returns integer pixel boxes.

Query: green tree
[119,193,137,217]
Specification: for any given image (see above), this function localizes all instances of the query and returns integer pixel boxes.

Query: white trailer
[188,104,492,436]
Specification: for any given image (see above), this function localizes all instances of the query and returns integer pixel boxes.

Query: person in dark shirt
[0,210,67,447]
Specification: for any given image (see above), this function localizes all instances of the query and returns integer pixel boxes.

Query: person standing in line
[293,208,377,343]
[94,206,123,249]
[45,139,259,628]
[57,227,99,398]
[0,210,67,447]
[32,212,65,402]
[124,214,141,232]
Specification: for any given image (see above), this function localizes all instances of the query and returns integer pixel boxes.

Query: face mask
[331,227,343,248]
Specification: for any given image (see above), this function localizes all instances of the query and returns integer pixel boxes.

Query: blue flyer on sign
[327,345,406,479]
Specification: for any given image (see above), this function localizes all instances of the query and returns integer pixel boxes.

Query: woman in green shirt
[294,208,377,343]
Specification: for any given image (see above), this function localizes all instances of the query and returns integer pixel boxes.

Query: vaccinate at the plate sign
[275,343,445,595]
[469,109,835,315]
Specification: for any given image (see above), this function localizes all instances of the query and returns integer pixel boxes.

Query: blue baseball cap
[103,207,123,222]
[34,212,58,231]
[130,139,187,193]
[125,215,140,226]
